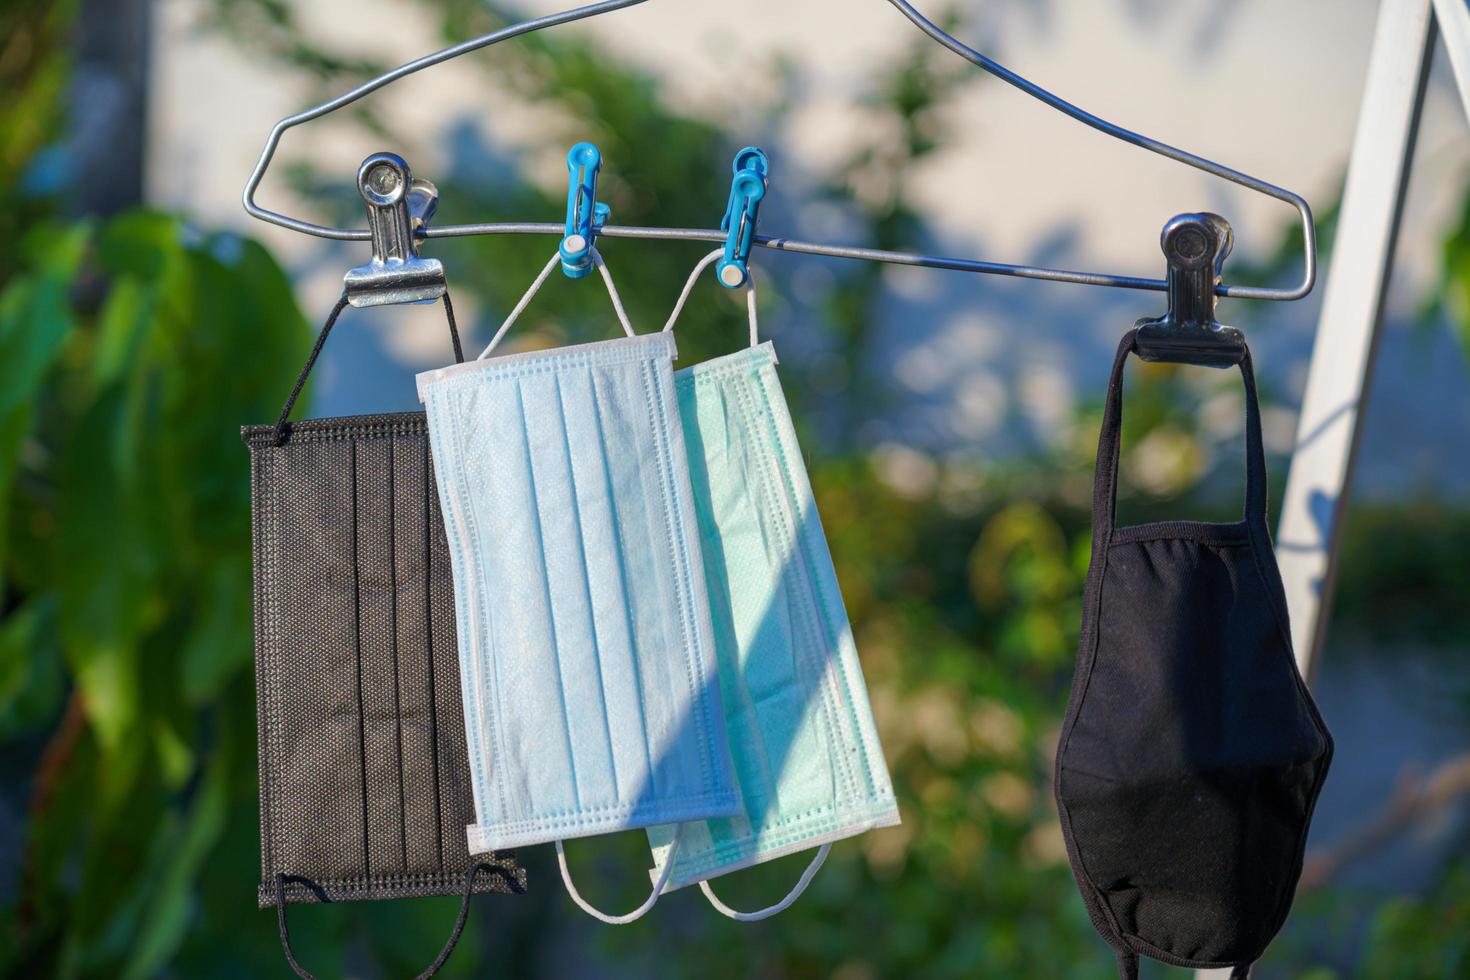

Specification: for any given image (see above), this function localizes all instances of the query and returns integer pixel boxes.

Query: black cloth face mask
[243,294,525,980]
[1055,330,1332,979]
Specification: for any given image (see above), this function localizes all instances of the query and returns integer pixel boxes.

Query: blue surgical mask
[647,252,900,920]
[418,250,739,924]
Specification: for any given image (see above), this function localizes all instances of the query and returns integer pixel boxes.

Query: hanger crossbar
[453,221,1180,292]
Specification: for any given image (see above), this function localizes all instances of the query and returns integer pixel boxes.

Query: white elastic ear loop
[478,248,637,360]
[556,836,680,925]
[662,249,760,349]
[698,843,830,922]
[743,267,760,349]
[479,252,558,359]
[592,249,638,340]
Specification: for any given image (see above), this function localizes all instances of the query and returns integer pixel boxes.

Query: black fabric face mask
[243,294,525,980]
[1055,330,1332,979]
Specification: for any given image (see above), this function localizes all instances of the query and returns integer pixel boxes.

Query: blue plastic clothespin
[716,147,769,289]
[560,142,610,279]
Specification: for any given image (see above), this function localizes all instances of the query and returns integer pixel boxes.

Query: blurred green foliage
[0,211,310,979]
[1423,186,1470,353]
[1359,863,1470,979]
[3,1,1470,978]
[0,0,77,273]
[1333,503,1470,650]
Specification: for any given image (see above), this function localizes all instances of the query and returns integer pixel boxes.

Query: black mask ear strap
[275,861,502,980]
[271,291,465,447]
[1092,329,1269,541]
[1235,345,1269,533]
[1090,330,1139,552]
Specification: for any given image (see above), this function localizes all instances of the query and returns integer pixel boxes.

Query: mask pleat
[588,362,661,806]
[642,357,718,807]
[391,434,441,871]
[564,363,655,809]
[703,378,783,825]
[727,372,834,825]
[677,376,768,831]
[758,367,871,807]
[523,369,620,812]
[277,439,369,879]
[652,357,726,811]
[353,436,410,874]
[470,378,580,820]
[598,359,690,808]
[705,378,781,855]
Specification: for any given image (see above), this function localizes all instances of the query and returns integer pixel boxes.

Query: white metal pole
[1197,1,1438,977]
[1273,0,1435,680]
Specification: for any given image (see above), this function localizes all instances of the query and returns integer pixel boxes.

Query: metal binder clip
[344,152,447,308]
[560,142,609,279]
[717,147,769,289]
[1134,213,1245,368]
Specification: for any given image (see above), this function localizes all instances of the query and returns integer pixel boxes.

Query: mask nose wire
[556,835,681,925]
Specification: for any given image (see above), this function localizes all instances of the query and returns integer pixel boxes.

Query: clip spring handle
[344,152,447,308]
[717,147,769,289]
[561,142,609,279]
[1134,213,1244,368]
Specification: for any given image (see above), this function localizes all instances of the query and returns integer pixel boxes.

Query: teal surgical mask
[418,251,740,924]
[647,251,901,920]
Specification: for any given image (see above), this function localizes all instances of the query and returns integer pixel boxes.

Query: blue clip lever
[717,147,769,289]
[560,142,608,279]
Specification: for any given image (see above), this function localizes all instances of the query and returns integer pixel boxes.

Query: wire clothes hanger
[241,0,1316,303]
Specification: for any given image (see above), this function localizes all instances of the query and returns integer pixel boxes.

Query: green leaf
[94,211,183,281]
[179,558,252,704]
[118,753,229,980]
[90,275,160,388]
[0,594,63,740]
[0,222,88,596]
[54,393,159,751]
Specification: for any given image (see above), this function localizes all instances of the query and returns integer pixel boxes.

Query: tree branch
[1301,751,1470,891]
